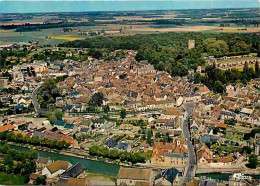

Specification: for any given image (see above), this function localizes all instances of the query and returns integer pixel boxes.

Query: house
[196,66,205,73]
[64,123,75,130]
[0,77,9,89]
[0,124,15,133]
[210,156,234,167]
[155,168,179,186]
[119,124,133,131]
[66,51,73,57]
[33,131,45,138]
[200,134,220,144]
[117,167,155,185]
[92,119,106,129]
[61,136,78,147]
[197,87,210,95]
[60,178,87,186]
[65,105,74,112]
[87,179,115,185]
[29,173,45,184]
[79,127,89,134]
[161,108,183,120]
[106,139,118,148]
[151,141,188,167]
[186,178,200,186]
[36,157,52,170]
[42,160,72,178]
[137,64,155,75]
[54,120,66,128]
[60,163,85,179]
[197,144,213,166]
[44,131,63,141]
[101,121,116,131]
[118,141,131,152]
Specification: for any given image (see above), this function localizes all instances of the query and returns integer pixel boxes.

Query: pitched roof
[54,120,66,127]
[67,178,87,186]
[36,157,51,164]
[152,142,187,160]
[46,160,70,174]
[29,173,44,180]
[44,131,63,141]
[33,131,45,138]
[61,163,85,178]
[117,167,153,181]
[12,131,27,137]
[162,168,178,184]
[61,136,77,144]
[64,123,75,129]
[164,108,182,116]
[0,124,15,133]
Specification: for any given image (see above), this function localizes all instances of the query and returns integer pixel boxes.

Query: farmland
[1,8,259,45]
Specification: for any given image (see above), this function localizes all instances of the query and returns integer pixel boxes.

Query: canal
[196,173,260,181]
[10,145,120,175]
[8,145,260,180]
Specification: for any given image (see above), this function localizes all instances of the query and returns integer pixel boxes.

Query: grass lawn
[0,172,26,185]
[225,131,244,141]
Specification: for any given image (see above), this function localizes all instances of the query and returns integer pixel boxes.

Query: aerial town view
[0,0,259,185]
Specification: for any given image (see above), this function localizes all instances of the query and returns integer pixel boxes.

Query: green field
[1,23,259,46]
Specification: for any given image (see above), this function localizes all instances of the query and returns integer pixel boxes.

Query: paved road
[180,103,197,185]
[32,86,41,113]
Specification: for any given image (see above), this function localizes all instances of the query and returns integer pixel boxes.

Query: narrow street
[32,86,41,113]
[180,103,197,185]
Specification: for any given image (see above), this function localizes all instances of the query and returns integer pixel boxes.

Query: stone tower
[188,40,195,49]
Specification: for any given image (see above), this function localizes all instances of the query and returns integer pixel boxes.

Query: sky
[1,0,258,1]
[0,0,258,13]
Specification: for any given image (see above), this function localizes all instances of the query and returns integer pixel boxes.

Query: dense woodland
[59,32,260,88]
[0,144,38,184]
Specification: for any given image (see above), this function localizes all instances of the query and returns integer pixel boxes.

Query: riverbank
[6,141,132,167]
[6,143,121,175]
[5,142,260,178]
[196,173,260,181]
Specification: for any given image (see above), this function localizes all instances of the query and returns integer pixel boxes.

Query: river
[196,173,260,181]
[8,145,260,180]
[10,145,120,176]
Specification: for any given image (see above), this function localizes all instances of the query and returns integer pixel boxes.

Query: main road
[180,102,197,185]
[32,86,41,113]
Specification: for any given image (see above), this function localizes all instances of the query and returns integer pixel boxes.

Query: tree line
[192,61,259,93]
[0,131,69,150]
[89,145,151,164]
[59,32,259,77]
[0,143,37,183]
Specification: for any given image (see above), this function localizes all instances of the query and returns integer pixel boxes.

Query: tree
[88,49,102,59]
[242,146,252,155]
[147,130,153,145]
[0,100,3,108]
[39,78,61,108]
[34,176,46,185]
[49,115,57,124]
[120,109,126,119]
[248,154,258,168]
[155,132,161,139]
[88,92,104,107]
[255,61,259,77]
[103,105,110,113]
[54,109,63,120]
[213,81,225,93]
